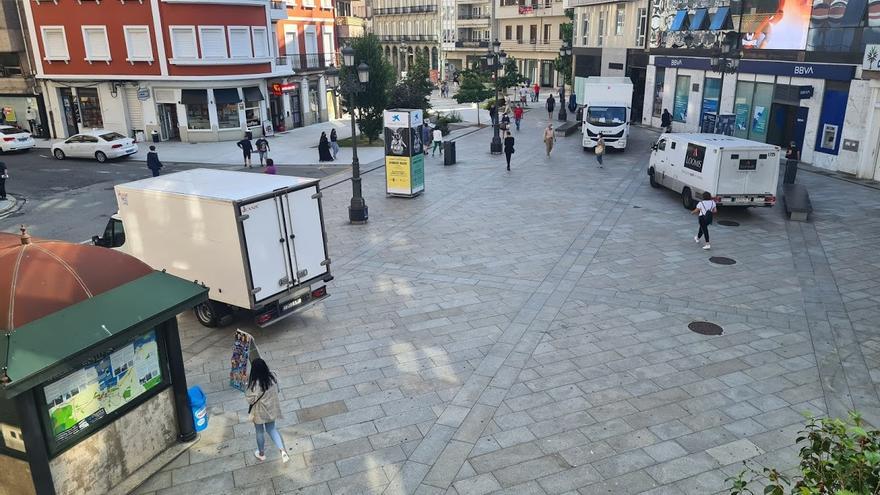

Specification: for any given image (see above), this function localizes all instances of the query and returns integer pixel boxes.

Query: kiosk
[384,109,426,198]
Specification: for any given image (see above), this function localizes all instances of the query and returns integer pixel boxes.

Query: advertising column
[384,109,425,197]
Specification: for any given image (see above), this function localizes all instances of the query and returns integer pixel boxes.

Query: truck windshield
[587,107,627,127]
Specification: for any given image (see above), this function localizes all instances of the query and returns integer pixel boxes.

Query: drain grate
[689,321,723,335]
[709,256,736,265]
[718,220,740,227]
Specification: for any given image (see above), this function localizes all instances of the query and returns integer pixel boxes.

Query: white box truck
[647,133,781,209]
[92,169,333,327]
[575,76,633,150]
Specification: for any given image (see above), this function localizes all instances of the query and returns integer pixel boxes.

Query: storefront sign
[137,87,150,101]
[798,86,814,99]
[863,44,880,71]
[654,57,856,81]
[270,82,299,96]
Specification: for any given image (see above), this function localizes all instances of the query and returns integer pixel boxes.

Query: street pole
[348,95,367,223]
[491,61,501,153]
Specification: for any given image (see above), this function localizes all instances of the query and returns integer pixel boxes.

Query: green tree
[340,34,396,143]
[388,53,433,110]
[554,9,574,87]
[453,71,493,126]
[496,58,526,100]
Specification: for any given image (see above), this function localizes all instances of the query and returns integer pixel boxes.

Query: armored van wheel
[649,169,660,188]
[681,187,696,209]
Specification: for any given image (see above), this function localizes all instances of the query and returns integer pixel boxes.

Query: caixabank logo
[684,143,706,173]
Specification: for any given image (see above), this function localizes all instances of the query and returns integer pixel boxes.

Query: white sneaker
[702,244,711,250]
[281,451,290,463]
[254,450,266,461]
[694,236,699,243]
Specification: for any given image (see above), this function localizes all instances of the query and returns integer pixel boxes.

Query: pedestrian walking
[254,136,270,166]
[246,358,289,463]
[146,145,163,177]
[489,103,499,126]
[318,132,333,161]
[595,134,605,168]
[661,109,672,133]
[543,124,555,157]
[0,162,8,200]
[692,192,717,250]
[513,104,524,131]
[503,131,515,171]
[265,158,277,175]
[422,124,432,155]
[500,113,510,132]
[519,85,528,107]
[546,95,556,120]
[329,129,340,160]
[533,83,540,102]
[25,107,37,135]
[432,128,443,156]
[237,135,253,167]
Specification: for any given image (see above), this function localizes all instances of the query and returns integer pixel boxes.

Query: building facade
[497,0,568,88]
[0,3,45,137]
[441,0,491,74]
[642,0,880,178]
[371,0,441,77]
[566,0,649,119]
[336,0,368,47]
[21,0,335,143]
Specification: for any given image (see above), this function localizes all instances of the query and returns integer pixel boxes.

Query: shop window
[700,77,721,127]
[673,75,690,123]
[733,81,755,140]
[652,67,664,117]
[243,86,264,129]
[749,83,773,143]
[217,104,240,129]
[77,88,103,128]
[182,89,209,130]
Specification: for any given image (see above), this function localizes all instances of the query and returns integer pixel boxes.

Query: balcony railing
[454,40,489,48]
[373,5,437,15]
[276,52,339,71]
[378,34,439,42]
[456,13,490,19]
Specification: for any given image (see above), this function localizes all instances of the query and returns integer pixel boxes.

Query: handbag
[247,389,266,414]
[595,145,605,155]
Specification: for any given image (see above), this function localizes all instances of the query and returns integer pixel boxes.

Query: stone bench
[554,121,580,137]
[783,183,812,222]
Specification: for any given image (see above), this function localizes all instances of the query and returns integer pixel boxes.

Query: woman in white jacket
[246,358,289,463]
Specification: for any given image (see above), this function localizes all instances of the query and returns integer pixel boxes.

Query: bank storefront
[644,56,857,172]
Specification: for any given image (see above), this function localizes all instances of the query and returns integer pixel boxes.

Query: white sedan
[52,130,138,163]
[0,125,35,152]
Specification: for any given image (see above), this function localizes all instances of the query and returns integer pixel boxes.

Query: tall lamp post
[325,46,371,224]
[488,39,507,154]
[557,41,572,121]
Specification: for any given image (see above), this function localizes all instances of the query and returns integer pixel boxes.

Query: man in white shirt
[25,107,37,134]
[431,128,443,156]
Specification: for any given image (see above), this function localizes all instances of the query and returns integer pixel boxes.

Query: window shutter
[229,28,252,58]
[171,28,197,59]
[43,28,68,60]
[252,28,268,58]
[126,27,152,61]
[84,28,110,60]
[200,28,227,58]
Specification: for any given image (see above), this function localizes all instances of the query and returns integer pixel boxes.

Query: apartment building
[566,0,649,119]
[497,0,568,88]
[336,0,368,46]
[0,3,45,137]
[442,0,492,74]
[20,0,333,143]
[371,0,441,77]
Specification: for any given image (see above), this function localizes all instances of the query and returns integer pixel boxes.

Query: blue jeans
[254,421,285,454]
[515,118,521,130]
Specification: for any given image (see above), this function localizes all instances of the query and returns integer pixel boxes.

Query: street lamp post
[325,46,371,224]
[489,39,506,154]
[557,42,572,121]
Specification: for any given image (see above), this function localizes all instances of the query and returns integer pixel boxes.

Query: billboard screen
[741,0,813,50]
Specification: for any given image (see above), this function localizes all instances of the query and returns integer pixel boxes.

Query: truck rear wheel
[194,301,222,327]
[649,169,660,188]
[681,187,696,210]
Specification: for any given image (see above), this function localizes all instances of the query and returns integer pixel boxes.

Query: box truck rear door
[241,196,294,303]
[282,185,329,284]
[717,150,751,195]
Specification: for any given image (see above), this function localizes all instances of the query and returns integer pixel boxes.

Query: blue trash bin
[187,386,208,432]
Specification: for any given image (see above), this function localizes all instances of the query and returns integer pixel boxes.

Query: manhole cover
[689,321,723,335]
[709,256,736,265]
[718,220,740,227]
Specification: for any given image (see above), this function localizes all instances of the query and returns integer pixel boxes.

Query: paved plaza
[134,115,880,495]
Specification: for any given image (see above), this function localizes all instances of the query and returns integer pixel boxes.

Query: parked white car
[51,130,138,163]
[0,125,35,153]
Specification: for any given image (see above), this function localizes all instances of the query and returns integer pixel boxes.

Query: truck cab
[575,76,634,151]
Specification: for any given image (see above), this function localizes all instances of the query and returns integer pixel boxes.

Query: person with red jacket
[513,104,524,131]
[533,83,540,102]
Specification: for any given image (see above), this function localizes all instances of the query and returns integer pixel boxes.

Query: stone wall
[49,388,178,495]
[0,455,35,495]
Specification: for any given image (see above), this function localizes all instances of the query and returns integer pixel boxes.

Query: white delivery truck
[575,76,633,150]
[92,169,333,327]
[647,133,781,209]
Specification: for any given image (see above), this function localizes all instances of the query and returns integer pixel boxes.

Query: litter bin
[188,385,208,432]
[151,130,159,143]
[784,159,799,184]
[443,141,456,165]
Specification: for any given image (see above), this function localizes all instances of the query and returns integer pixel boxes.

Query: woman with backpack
[692,191,717,250]
[246,358,289,463]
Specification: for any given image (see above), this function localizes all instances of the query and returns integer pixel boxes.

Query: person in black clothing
[661,109,672,133]
[318,132,333,162]
[546,94,556,120]
[489,104,498,126]
[254,136,270,166]
[786,141,800,161]
[0,162,7,200]
[503,131,515,171]
[237,136,253,167]
[146,146,163,177]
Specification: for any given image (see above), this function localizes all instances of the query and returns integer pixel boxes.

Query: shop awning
[180,89,208,105]
[214,88,241,105]
[243,86,264,102]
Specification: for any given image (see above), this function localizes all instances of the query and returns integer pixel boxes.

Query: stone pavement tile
[705,439,764,466]
[322,405,386,430]
[311,422,378,449]
[644,452,721,485]
[170,452,249,485]
[643,440,688,463]
[592,449,656,479]
[452,404,496,443]
[557,441,615,467]
[422,440,474,488]
[271,463,341,493]
[674,469,730,495]
[326,465,390,494]
[535,430,590,455]
[335,445,407,477]
[132,471,171,494]
[491,454,572,488]
[577,471,659,495]
[451,473,502,495]
[297,401,349,423]
[606,428,661,453]
[469,441,545,474]
[493,426,537,448]
[490,480,548,495]
[409,424,457,465]
[536,464,603,494]
[304,438,373,467]
[157,472,235,495]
